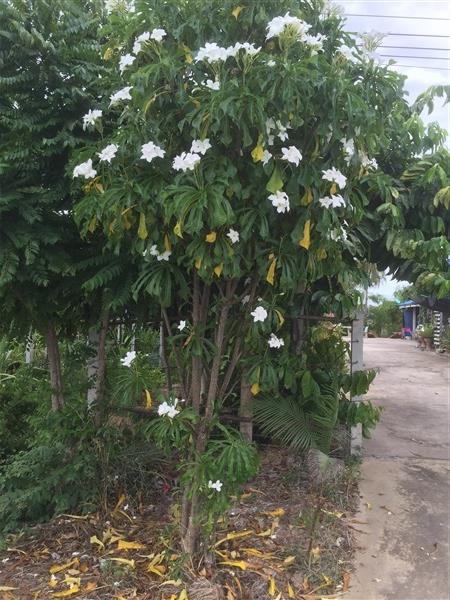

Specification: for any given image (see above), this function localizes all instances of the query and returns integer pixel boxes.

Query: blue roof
[398,299,420,308]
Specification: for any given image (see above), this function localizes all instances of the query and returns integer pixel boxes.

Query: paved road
[348,338,450,600]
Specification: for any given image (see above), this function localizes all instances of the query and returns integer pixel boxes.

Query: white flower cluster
[268,333,284,348]
[251,306,268,322]
[281,145,302,166]
[178,320,186,331]
[82,109,102,130]
[338,44,359,64]
[226,228,239,244]
[195,41,261,63]
[73,158,97,179]
[110,86,133,106]
[130,28,166,57]
[341,138,355,165]
[304,33,327,55]
[120,350,136,367]
[202,78,220,91]
[157,398,181,419]
[266,12,311,40]
[147,245,171,261]
[322,167,347,189]
[208,479,223,492]
[119,53,135,73]
[266,118,290,145]
[172,138,211,172]
[98,143,118,163]
[319,194,346,209]
[141,141,165,163]
[268,190,290,214]
[360,152,378,171]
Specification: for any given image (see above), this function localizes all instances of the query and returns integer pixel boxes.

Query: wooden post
[350,310,364,457]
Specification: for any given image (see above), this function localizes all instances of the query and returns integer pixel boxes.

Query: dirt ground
[0,447,359,600]
[348,338,450,600]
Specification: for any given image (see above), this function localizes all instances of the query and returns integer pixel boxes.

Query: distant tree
[367,296,402,337]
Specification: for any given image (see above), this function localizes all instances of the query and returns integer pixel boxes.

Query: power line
[391,64,450,71]
[346,13,450,21]
[380,54,450,61]
[350,31,450,38]
[378,45,450,52]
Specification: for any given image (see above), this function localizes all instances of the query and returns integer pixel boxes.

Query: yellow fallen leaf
[205,231,217,243]
[84,582,97,592]
[219,560,248,570]
[145,389,152,408]
[49,575,58,588]
[214,530,254,546]
[89,535,104,550]
[283,555,296,565]
[287,582,295,598]
[232,5,244,19]
[0,587,18,592]
[178,591,188,600]
[299,219,311,250]
[51,586,80,597]
[137,213,148,240]
[268,576,277,596]
[257,528,271,537]
[113,493,126,513]
[311,546,321,559]
[214,263,223,277]
[266,256,277,285]
[148,564,166,577]
[109,557,135,568]
[64,576,80,587]
[263,508,285,517]
[49,559,78,574]
[117,540,146,551]
[160,580,182,587]
[250,382,260,396]
[242,548,275,559]
[174,221,183,238]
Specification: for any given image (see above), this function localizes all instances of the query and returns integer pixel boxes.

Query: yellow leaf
[113,493,126,513]
[160,580,182,587]
[232,5,244,19]
[164,233,172,252]
[287,582,295,598]
[283,555,296,565]
[205,231,217,243]
[109,557,135,568]
[299,219,311,250]
[89,535,104,550]
[330,182,337,195]
[87,216,97,233]
[268,576,277,596]
[51,586,80,597]
[117,540,146,551]
[251,142,265,163]
[148,564,166,577]
[256,528,271,537]
[250,382,260,396]
[103,47,113,60]
[144,389,152,409]
[274,309,284,327]
[214,263,223,277]
[242,548,274,559]
[174,221,183,238]
[264,508,285,517]
[49,575,58,588]
[137,213,148,240]
[178,591,188,600]
[0,587,18,592]
[311,546,321,559]
[49,559,78,574]
[214,530,254,547]
[195,257,202,270]
[301,188,313,205]
[219,560,248,571]
[84,582,97,592]
[64,576,80,587]
[266,256,277,286]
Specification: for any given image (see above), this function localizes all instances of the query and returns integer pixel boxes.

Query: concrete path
[348,338,450,600]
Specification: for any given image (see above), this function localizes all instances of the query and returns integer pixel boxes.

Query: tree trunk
[45,325,64,411]
[239,376,253,441]
[87,314,109,423]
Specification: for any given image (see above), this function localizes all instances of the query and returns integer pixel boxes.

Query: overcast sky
[334,0,450,298]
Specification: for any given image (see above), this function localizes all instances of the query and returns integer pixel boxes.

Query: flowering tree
[70,0,446,553]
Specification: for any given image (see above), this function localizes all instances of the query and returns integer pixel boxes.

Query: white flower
[150,28,167,42]
[267,134,275,146]
[73,158,97,179]
[178,320,186,331]
[267,59,276,67]
[173,152,201,172]
[341,138,355,164]
[268,333,285,348]
[268,190,290,214]
[304,33,326,54]
[133,31,150,54]
[338,44,358,63]
[319,194,346,208]
[97,143,118,163]
[157,250,171,262]
[120,350,136,367]
[322,167,347,189]
[190,138,211,155]
[229,42,261,56]
[251,306,268,323]
[262,150,272,165]
[208,479,223,492]
[141,141,165,163]
[359,151,378,170]
[265,117,276,135]
[196,42,229,63]
[242,294,250,305]
[119,53,135,73]
[109,86,133,106]
[266,12,311,41]
[158,400,180,418]
[149,244,159,256]
[281,145,302,166]
[82,109,102,130]
[203,78,220,90]
[276,120,290,141]
[227,228,239,244]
